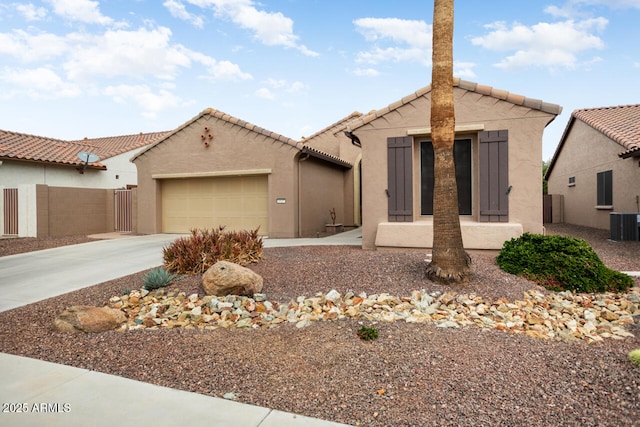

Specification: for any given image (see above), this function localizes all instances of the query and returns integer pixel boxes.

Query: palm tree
[425,0,471,282]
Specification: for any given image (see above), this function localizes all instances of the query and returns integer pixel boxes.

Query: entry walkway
[0,229,361,427]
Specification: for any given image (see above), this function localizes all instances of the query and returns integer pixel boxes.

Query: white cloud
[471,18,607,70]
[181,0,318,56]
[0,30,69,62]
[354,18,431,66]
[163,0,204,28]
[176,49,252,81]
[103,84,190,118]
[352,68,380,77]
[44,0,113,25]
[263,78,305,92]
[63,27,192,81]
[0,66,81,98]
[453,62,476,79]
[15,3,47,21]
[255,87,275,100]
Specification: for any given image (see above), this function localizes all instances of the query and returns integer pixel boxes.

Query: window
[420,139,472,215]
[597,170,612,206]
[568,176,575,186]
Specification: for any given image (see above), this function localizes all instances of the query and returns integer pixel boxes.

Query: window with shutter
[387,136,413,222]
[420,139,472,216]
[479,130,509,222]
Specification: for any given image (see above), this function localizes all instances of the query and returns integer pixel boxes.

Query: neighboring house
[545,104,640,231]
[131,108,361,238]
[0,130,167,236]
[0,130,168,189]
[347,78,562,250]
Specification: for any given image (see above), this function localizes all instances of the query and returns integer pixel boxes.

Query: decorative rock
[102,285,640,343]
[54,305,126,333]
[202,261,263,297]
[325,289,341,302]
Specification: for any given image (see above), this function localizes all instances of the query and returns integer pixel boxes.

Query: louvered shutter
[479,130,509,222]
[387,136,413,222]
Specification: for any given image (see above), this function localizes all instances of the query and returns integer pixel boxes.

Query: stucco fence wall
[1,184,119,238]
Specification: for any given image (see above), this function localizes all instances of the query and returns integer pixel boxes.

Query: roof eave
[0,156,107,170]
[620,149,640,159]
[300,146,352,169]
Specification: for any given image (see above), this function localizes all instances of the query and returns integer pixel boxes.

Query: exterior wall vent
[610,212,640,241]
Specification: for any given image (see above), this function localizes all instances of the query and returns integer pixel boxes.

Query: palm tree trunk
[426,0,471,282]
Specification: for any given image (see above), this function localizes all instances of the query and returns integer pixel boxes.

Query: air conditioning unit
[610,212,640,241]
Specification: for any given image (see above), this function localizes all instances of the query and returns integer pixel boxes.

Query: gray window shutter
[479,130,509,222]
[387,136,413,222]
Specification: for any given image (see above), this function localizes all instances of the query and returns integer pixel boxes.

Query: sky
[1,0,639,160]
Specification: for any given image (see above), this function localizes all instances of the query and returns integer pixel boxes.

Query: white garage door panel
[162,175,268,234]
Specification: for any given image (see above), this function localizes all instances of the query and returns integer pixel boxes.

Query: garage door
[162,175,268,234]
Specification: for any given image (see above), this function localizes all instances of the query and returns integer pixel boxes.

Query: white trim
[407,123,485,136]
[152,169,272,179]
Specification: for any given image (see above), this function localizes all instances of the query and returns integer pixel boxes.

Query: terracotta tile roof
[348,78,563,130]
[545,104,640,180]
[572,104,640,158]
[0,129,168,169]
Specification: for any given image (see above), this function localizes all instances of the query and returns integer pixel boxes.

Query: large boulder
[202,261,263,297]
[54,305,126,333]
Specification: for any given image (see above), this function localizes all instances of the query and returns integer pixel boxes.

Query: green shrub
[357,325,379,341]
[163,227,263,275]
[629,349,640,368]
[142,267,178,290]
[496,233,632,293]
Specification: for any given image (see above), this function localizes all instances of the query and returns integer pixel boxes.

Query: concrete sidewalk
[0,229,361,427]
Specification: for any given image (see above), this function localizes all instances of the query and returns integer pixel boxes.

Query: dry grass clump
[162,227,263,275]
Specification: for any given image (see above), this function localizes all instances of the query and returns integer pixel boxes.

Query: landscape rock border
[106,286,640,343]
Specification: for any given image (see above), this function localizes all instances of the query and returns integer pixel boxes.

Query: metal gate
[115,189,132,233]
[3,188,18,235]
[543,194,552,223]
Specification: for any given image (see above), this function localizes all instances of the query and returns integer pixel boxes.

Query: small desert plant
[357,325,379,341]
[122,289,131,295]
[163,226,263,275]
[629,349,640,368]
[142,267,178,290]
[496,233,632,293]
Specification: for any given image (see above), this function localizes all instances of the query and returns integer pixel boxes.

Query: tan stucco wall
[358,87,556,250]
[34,185,114,237]
[302,129,362,226]
[547,120,640,230]
[134,114,300,237]
[298,156,347,236]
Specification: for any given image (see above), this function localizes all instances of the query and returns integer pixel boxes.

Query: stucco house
[346,78,562,250]
[0,130,167,236]
[131,108,362,238]
[545,104,640,233]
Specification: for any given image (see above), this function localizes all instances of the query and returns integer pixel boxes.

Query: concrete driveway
[0,234,183,312]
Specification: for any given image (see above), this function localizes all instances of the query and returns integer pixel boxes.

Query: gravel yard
[0,224,639,426]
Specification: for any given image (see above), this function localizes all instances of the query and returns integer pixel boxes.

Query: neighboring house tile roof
[132,108,352,168]
[0,129,168,169]
[347,78,563,130]
[545,104,640,179]
[572,104,640,158]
